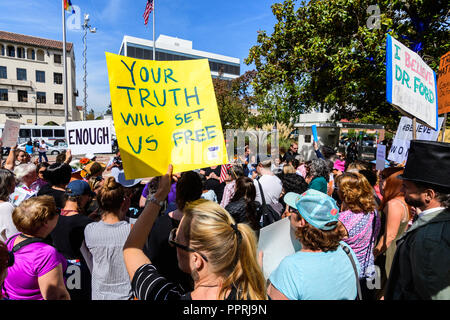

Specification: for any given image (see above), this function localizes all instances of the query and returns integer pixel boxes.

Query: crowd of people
[0,138,448,300]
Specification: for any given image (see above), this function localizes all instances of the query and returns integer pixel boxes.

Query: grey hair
[295,154,305,163]
[14,163,36,181]
[0,169,16,201]
[306,159,330,182]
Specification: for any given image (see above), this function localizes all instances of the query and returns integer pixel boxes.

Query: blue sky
[0,0,278,116]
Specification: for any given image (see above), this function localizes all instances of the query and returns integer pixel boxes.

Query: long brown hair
[336,172,376,213]
[379,169,411,219]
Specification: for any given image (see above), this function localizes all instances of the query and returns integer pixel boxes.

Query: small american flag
[219,164,232,183]
[143,0,153,25]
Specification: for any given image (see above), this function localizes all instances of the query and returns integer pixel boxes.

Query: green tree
[245,0,449,131]
[105,102,112,115]
[86,108,95,120]
[213,71,257,130]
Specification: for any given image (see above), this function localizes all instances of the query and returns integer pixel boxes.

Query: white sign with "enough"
[66,120,113,155]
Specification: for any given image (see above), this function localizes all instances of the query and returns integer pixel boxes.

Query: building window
[54,54,62,64]
[54,93,63,104]
[18,90,28,102]
[127,45,136,58]
[17,68,27,81]
[135,48,144,59]
[7,45,15,57]
[27,48,35,60]
[0,44,4,56]
[36,91,46,104]
[304,135,311,143]
[36,70,45,83]
[144,49,152,60]
[0,88,8,101]
[0,66,6,79]
[17,47,25,59]
[36,49,45,61]
[54,72,63,84]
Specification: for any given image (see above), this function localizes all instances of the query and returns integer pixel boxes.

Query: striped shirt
[84,220,132,300]
[132,264,186,300]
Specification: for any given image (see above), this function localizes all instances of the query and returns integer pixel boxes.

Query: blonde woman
[124,165,267,300]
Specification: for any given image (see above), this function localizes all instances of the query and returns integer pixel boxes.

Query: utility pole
[82,13,96,121]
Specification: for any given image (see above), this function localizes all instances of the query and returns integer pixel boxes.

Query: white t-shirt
[38,142,47,153]
[0,201,19,242]
[254,174,283,206]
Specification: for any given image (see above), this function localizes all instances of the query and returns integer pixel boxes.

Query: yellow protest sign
[105,52,228,179]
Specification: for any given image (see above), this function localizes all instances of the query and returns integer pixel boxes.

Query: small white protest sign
[257,217,302,280]
[1,120,21,147]
[66,120,112,155]
[388,116,444,164]
[376,144,387,170]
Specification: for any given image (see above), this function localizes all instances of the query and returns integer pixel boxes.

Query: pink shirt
[2,234,67,300]
[220,180,236,208]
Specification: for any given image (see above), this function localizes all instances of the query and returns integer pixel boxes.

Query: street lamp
[82,13,96,121]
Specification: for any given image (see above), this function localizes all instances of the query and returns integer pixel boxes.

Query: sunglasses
[38,170,46,174]
[288,206,300,217]
[168,228,208,262]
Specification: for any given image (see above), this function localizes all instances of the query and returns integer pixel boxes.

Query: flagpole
[153,0,155,60]
[62,1,69,126]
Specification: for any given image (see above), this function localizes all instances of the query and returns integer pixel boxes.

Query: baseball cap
[284,189,339,231]
[66,180,95,197]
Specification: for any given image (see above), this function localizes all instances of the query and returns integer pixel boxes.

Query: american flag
[143,0,153,25]
[219,164,232,183]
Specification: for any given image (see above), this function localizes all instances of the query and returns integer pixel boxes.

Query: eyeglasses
[168,228,208,262]
[95,176,104,182]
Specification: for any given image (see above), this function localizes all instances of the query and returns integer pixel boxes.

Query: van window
[19,129,31,138]
[54,129,65,137]
[32,129,41,137]
[42,129,53,137]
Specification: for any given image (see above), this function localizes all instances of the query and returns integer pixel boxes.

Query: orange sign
[437,51,450,115]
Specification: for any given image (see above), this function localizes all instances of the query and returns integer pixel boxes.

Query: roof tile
[0,30,73,52]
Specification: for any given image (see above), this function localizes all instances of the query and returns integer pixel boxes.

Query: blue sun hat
[284,189,340,231]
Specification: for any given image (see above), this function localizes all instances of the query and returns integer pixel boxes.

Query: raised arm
[4,145,17,171]
[123,165,173,280]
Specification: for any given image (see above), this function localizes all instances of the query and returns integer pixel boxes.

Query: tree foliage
[213,71,257,130]
[245,0,449,131]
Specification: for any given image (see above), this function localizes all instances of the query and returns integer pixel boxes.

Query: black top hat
[398,140,450,188]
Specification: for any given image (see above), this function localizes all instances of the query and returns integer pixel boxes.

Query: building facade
[0,31,79,126]
[119,35,240,80]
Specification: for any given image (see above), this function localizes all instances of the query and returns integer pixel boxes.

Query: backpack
[256,179,281,227]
